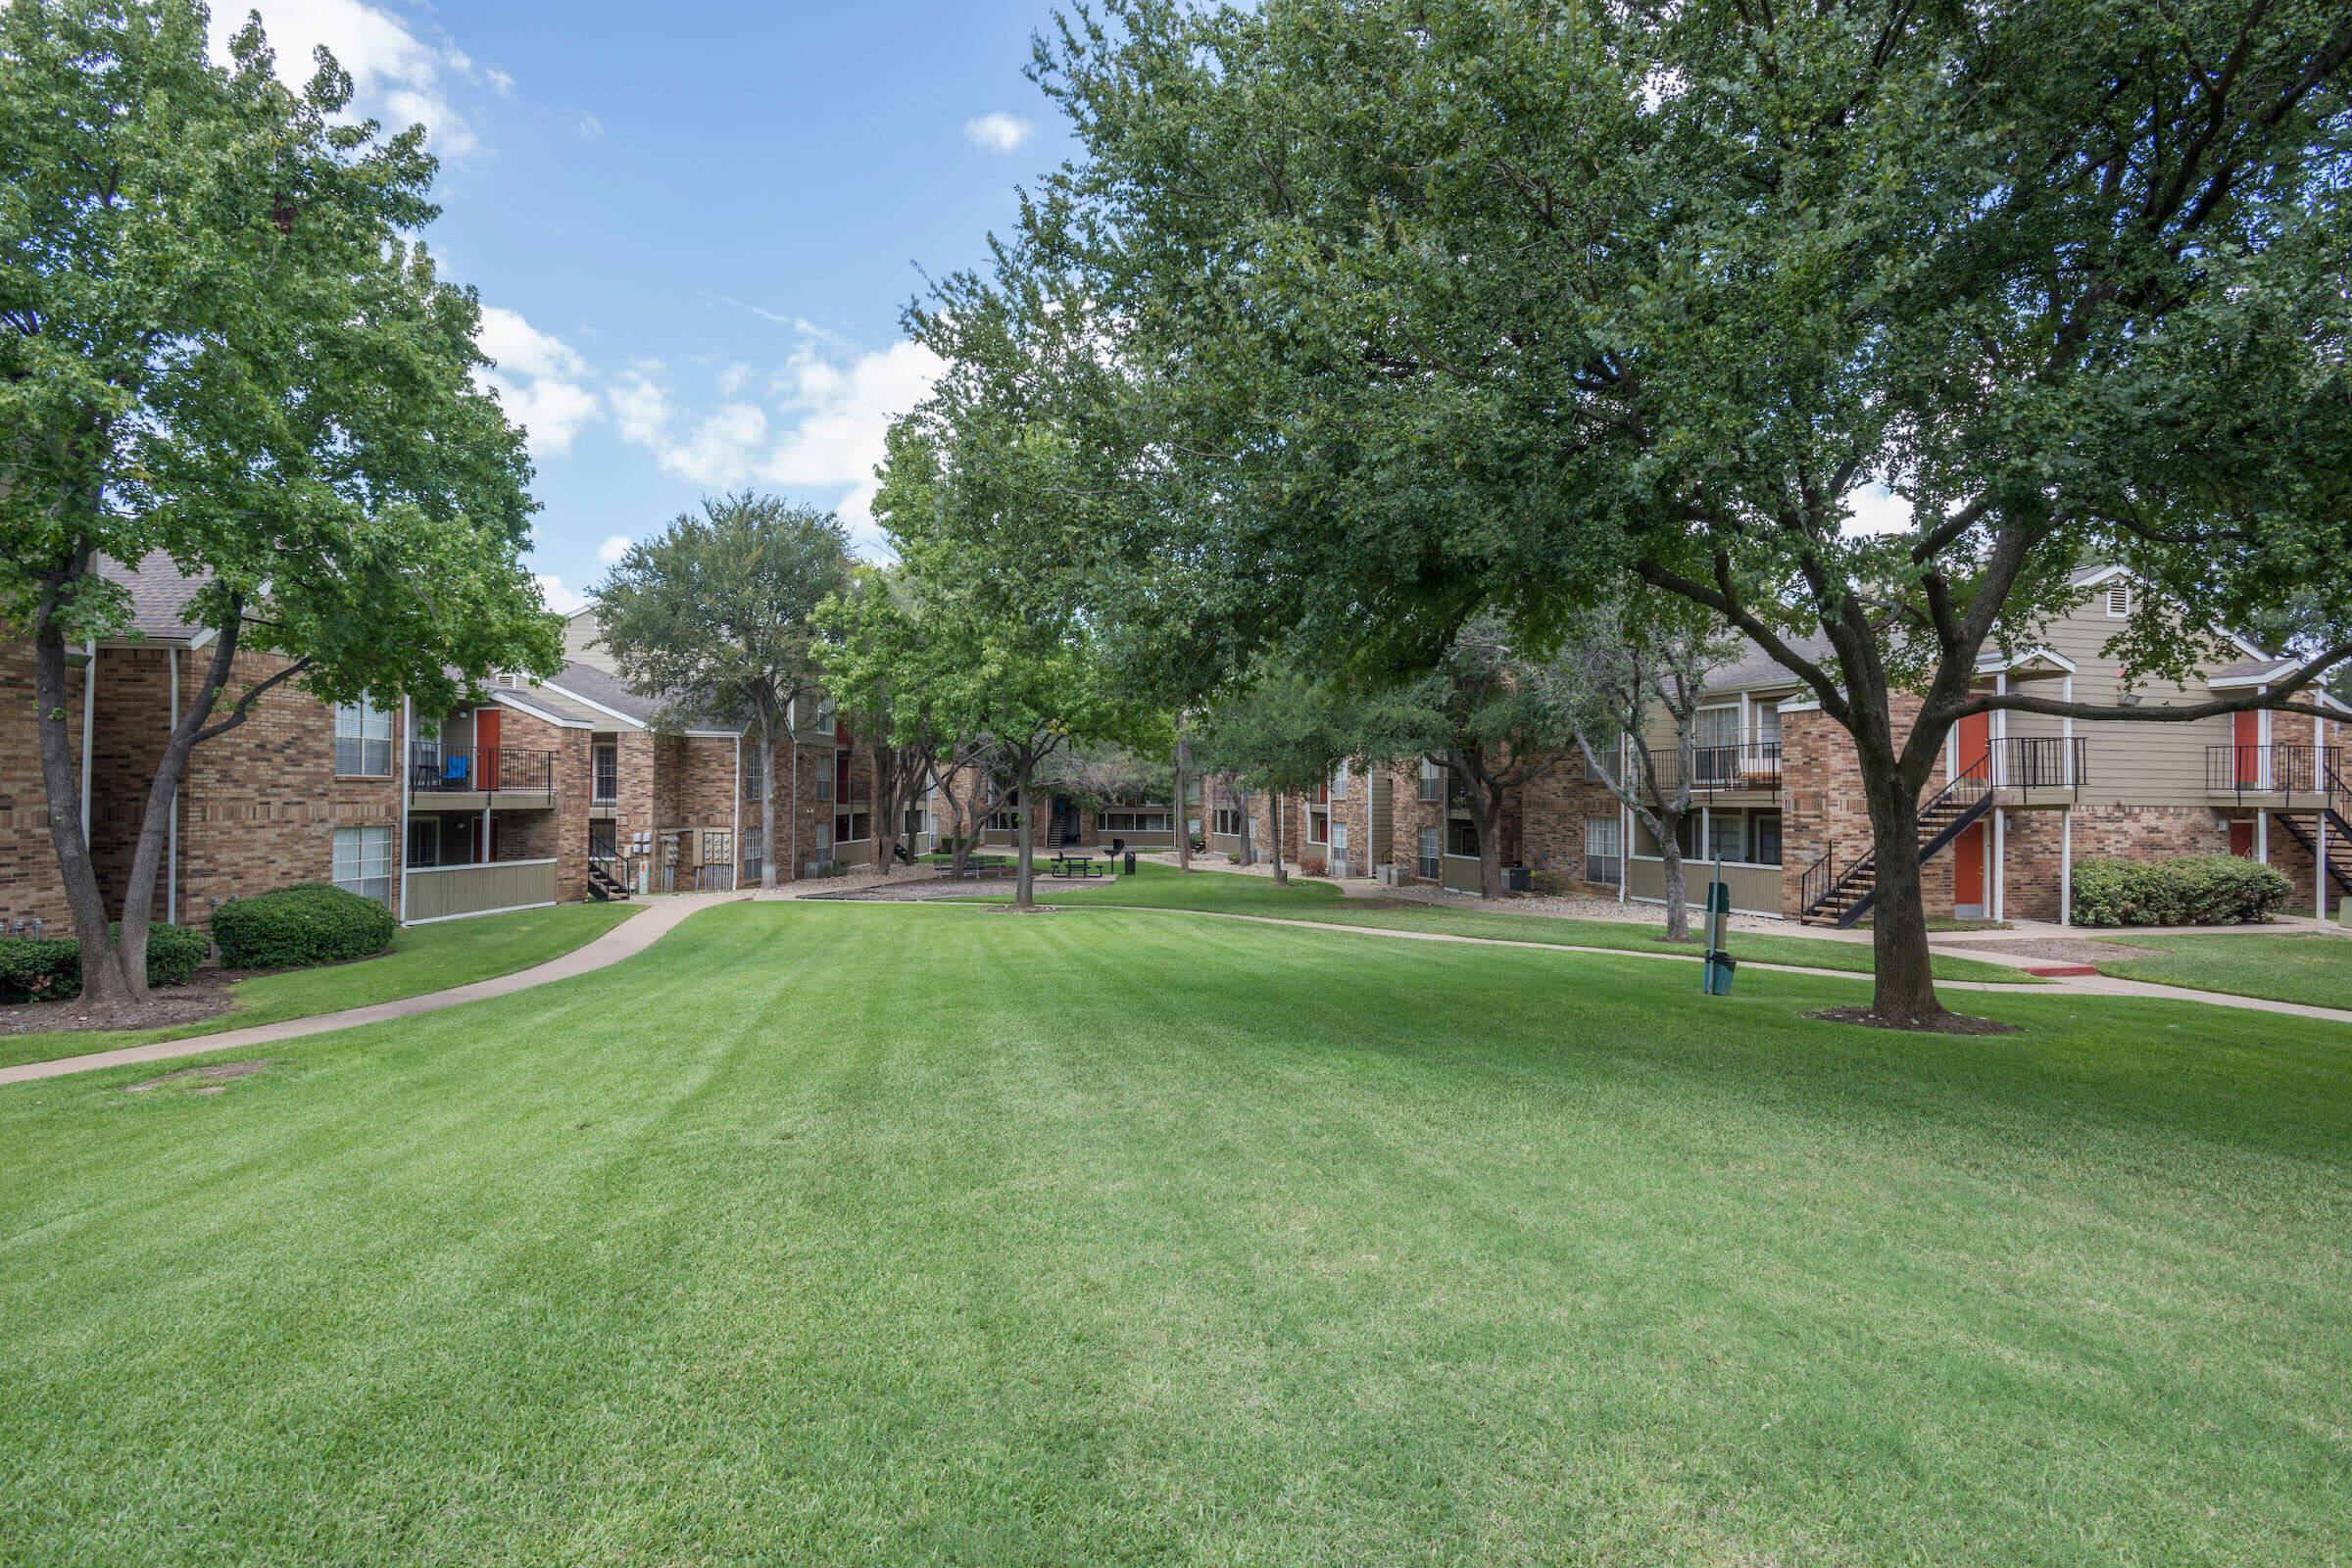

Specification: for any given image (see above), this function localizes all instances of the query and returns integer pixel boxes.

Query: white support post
[731,735,742,889]
[1992,807,2006,923]
[2321,810,2330,924]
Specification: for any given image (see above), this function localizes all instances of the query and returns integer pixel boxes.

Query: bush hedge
[2071,854,2292,927]
[0,923,211,1004]
[211,883,396,970]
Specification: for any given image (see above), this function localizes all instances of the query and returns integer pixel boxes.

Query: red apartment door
[475,708,501,791]
[1953,821,1987,915]
[2229,819,2256,858]
[2234,710,2263,787]
[1954,711,1990,779]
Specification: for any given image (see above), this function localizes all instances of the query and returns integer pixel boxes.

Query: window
[1417,828,1442,880]
[333,824,394,905]
[1213,807,1243,837]
[1585,815,1622,886]
[405,818,440,869]
[1446,819,1480,858]
[1707,812,1745,863]
[593,741,618,804]
[1751,810,1784,867]
[1418,759,1445,802]
[1307,808,1330,844]
[334,698,393,776]
[1692,705,1739,786]
[1755,702,1783,751]
[987,790,1020,832]
[741,743,766,800]
[1332,760,1349,800]
[836,810,871,844]
[1102,809,1170,833]
[2105,582,2131,617]
[1185,779,1201,805]
[742,827,764,882]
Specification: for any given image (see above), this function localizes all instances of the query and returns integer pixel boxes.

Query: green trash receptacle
[1702,951,1738,996]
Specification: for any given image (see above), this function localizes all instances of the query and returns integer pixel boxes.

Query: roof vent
[2104,583,2130,617]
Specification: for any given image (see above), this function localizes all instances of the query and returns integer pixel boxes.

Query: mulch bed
[1806,1005,2022,1036]
[1964,937,2157,964]
[0,973,234,1037]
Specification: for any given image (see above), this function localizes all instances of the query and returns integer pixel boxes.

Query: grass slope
[2091,929,2352,1009]
[3,901,2345,1565]
[0,900,639,1071]
[994,860,2034,981]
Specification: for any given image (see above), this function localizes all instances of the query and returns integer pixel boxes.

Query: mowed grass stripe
[2,902,2347,1565]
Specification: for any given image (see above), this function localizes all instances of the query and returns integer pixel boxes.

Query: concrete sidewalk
[0,891,746,1089]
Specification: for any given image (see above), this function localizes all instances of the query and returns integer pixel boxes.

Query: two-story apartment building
[1208,569,2348,924]
[0,563,884,943]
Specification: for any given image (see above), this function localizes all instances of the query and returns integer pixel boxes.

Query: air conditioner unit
[1374,863,1407,887]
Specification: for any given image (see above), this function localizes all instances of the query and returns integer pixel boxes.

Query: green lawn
[4,901,2345,1565]
[2090,929,2352,1010]
[0,900,639,1071]
[991,859,2034,981]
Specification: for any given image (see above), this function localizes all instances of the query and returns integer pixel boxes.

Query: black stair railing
[1799,754,1994,925]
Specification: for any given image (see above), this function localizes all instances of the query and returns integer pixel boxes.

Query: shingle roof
[97,553,210,642]
[543,662,662,724]
[1699,633,1834,696]
[493,682,613,728]
[2211,656,2293,681]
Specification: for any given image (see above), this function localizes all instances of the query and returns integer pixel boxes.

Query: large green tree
[1194,663,1366,888]
[1026,0,2352,1025]
[0,1,559,1003]
[596,493,852,890]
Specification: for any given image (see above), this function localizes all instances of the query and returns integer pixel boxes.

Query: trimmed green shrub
[212,883,396,970]
[1528,868,1565,897]
[0,923,212,1003]
[2071,854,2292,927]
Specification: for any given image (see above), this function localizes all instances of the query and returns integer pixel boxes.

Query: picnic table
[1048,854,1104,879]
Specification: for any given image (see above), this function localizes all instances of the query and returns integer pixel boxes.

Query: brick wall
[1778,699,1952,919]
[0,643,81,933]
[1512,759,1622,890]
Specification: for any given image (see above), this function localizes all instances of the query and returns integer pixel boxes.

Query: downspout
[1992,673,2007,922]
[2060,808,2072,927]
[79,640,95,839]
[168,646,179,925]
[399,696,414,923]
[731,733,742,890]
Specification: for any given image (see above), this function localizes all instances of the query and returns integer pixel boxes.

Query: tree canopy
[1,0,560,1001]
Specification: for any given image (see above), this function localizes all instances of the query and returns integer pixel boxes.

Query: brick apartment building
[1207,568,2349,925]
[0,562,881,941]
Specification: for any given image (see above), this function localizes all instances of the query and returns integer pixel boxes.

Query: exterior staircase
[2268,762,2352,901]
[1797,757,1995,928]
[587,857,632,902]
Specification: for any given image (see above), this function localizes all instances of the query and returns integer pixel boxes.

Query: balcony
[409,744,557,804]
[2206,743,2344,804]
[1988,736,2085,797]
[1626,740,1784,798]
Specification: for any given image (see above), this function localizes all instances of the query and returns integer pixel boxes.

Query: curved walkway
[0,891,746,1089]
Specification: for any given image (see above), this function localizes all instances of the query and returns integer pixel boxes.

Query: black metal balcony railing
[410,744,557,800]
[1626,740,1784,798]
[2205,743,2345,801]
[1991,736,2085,795]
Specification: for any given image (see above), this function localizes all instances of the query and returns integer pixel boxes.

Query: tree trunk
[758,711,778,890]
[1474,789,1504,901]
[1173,729,1192,873]
[1859,762,1946,1023]
[787,725,801,881]
[869,741,898,874]
[1659,835,1690,943]
[1269,794,1288,885]
[1013,759,1037,910]
[32,601,130,1004]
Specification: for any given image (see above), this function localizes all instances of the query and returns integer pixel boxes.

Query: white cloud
[577,113,604,140]
[534,573,588,614]
[475,307,599,456]
[604,333,940,553]
[962,112,1034,154]
[597,535,633,564]
[212,0,486,161]
[486,67,515,96]
[1843,484,1915,536]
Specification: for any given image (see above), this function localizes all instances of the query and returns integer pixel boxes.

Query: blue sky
[213,0,1075,609]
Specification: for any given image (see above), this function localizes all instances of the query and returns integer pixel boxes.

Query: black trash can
[1123,850,1137,876]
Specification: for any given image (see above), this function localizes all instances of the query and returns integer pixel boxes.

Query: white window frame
[1416,828,1442,880]
[1418,759,1445,803]
[1584,815,1622,886]
[1331,760,1349,800]
[333,823,395,905]
[334,697,394,778]
[2105,582,2131,617]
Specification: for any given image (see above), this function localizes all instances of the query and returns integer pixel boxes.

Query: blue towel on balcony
[444,757,468,782]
